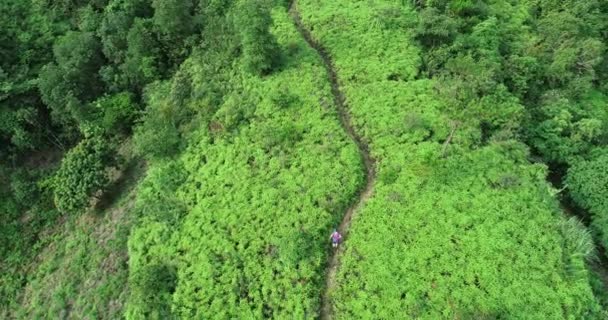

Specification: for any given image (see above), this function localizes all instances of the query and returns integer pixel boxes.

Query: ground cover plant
[125,5,364,318]
[296,0,606,317]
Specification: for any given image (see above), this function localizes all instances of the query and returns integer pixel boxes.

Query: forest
[1,0,608,318]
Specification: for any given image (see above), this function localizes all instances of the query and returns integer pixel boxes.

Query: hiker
[330,229,342,248]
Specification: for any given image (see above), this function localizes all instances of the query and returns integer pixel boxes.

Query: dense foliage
[0,0,203,316]
[297,0,607,317]
[52,134,116,213]
[126,8,363,318]
[2,0,608,318]
[567,151,608,249]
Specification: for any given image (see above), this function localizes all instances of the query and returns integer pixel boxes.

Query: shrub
[91,92,139,134]
[567,150,608,248]
[133,82,184,160]
[52,135,115,213]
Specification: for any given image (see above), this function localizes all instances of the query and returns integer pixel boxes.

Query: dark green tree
[152,0,194,37]
[38,31,105,123]
[122,18,163,90]
[234,0,279,75]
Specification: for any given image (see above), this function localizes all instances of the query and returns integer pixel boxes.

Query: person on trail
[330,229,342,248]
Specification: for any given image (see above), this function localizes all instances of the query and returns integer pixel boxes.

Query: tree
[98,0,153,64]
[133,82,182,159]
[122,18,163,90]
[38,31,105,123]
[234,0,279,75]
[415,7,459,49]
[77,5,102,32]
[530,92,608,163]
[152,0,194,37]
[52,134,115,213]
[152,0,198,66]
[90,92,139,134]
[0,105,37,151]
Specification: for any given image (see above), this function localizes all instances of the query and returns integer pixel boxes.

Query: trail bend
[289,2,377,319]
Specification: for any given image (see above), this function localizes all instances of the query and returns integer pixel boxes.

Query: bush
[91,92,139,134]
[567,150,608,248]
[52,135,116,213]
[127,263,176,319]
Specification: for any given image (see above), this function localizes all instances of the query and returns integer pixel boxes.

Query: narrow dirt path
[289,2,377,319]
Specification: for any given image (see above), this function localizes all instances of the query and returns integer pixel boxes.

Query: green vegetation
[568,151,608,249]
[2,0,608,318]
[0,0,201,316]
[126,8,362,318]
[13,158,145,319]
[296,0,607,317]
[52,134,116,213]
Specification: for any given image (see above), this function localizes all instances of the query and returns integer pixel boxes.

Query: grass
[7,146,146,319]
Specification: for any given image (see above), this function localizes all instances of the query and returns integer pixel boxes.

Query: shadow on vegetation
[94,158,146,215]
[547,162,608,307]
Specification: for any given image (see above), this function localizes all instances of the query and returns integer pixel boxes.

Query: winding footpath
[289,2,377,319]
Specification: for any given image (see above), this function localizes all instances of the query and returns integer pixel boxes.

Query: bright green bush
[91,92,139,134]
[53,135,115,213]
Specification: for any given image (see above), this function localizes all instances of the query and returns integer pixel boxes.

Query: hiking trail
[289,2,377,319]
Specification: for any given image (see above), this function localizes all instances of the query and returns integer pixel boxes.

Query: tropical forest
[2,0,608,318]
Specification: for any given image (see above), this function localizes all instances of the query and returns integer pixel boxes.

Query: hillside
[2,0,608,318]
